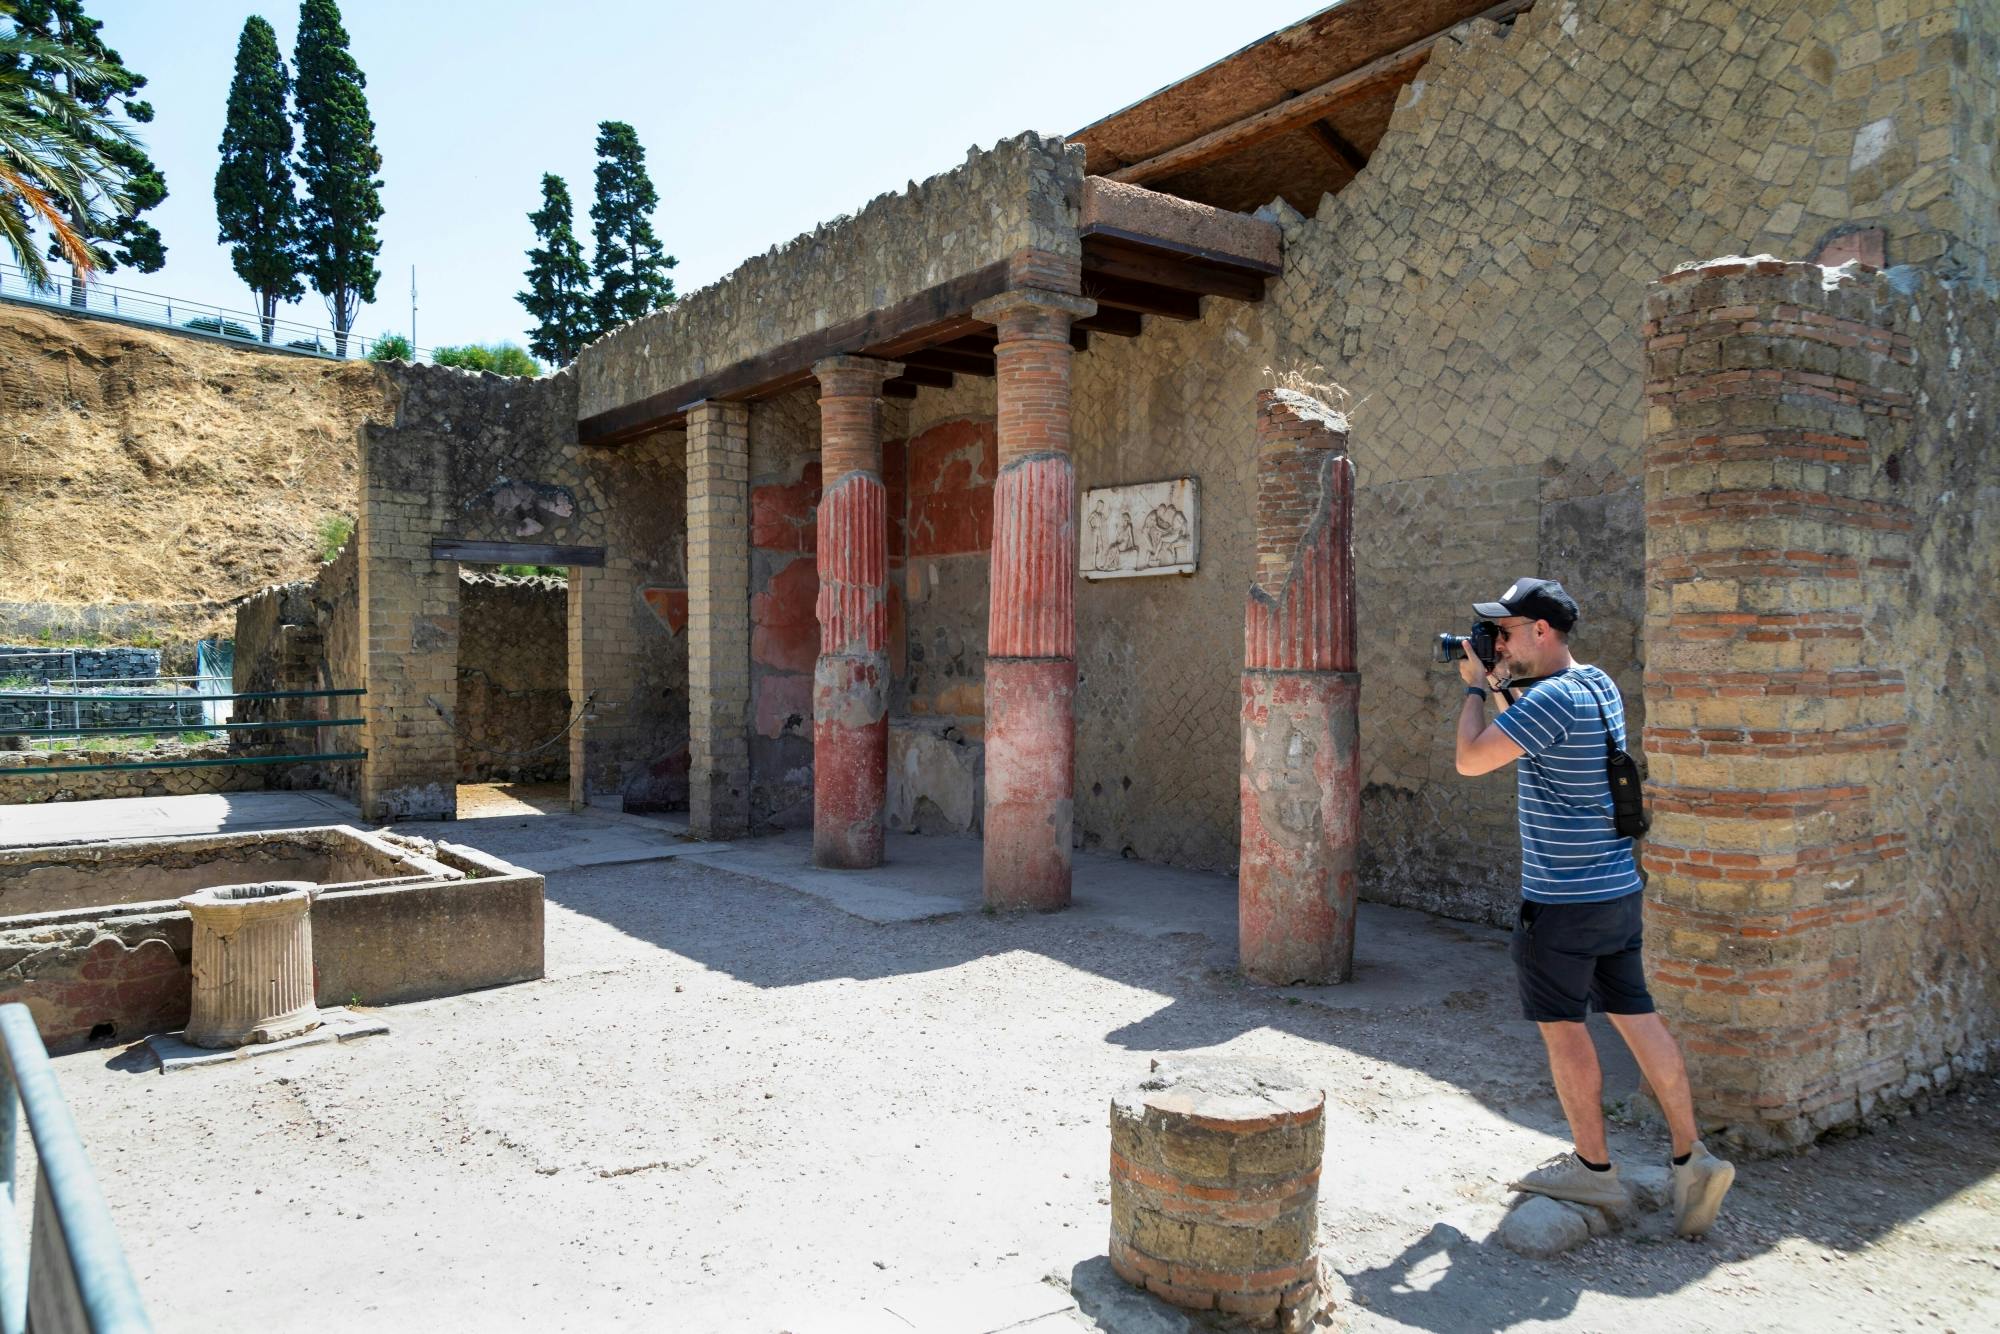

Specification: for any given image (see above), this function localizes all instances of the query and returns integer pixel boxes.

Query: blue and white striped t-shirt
[1490,665,1642,905]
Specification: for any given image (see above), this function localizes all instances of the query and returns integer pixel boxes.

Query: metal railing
[0,260,427,363]
[0,688,365,775]
[0,1003,150,1333]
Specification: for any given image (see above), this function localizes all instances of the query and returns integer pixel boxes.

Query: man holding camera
[1452,577,1734,1238]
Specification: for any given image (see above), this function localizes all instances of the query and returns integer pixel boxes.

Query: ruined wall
[0,738,254,805]
[745,388,824,828]
[576,134,1084,419]
[456,573,569,785]
[1264,0,1993,921]
[231,542,362,797]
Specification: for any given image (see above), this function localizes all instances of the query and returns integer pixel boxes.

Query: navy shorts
[1509,891,1656,1024]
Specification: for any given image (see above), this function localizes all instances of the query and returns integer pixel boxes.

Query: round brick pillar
[1108,1062,1325,1328]
[180,881,320,1049]
[1240,389,1359,984]
[972,287,1095,911]
[810,355,902,869]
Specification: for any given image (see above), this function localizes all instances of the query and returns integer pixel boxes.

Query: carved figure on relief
[1081,478,1199,580]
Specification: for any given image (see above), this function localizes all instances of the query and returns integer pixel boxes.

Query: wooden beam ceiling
[1102,0,1533,190]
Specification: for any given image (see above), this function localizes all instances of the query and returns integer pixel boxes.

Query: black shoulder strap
[1577,670,1620,758]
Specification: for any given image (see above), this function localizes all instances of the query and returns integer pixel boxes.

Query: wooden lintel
[895,364,955,389]
[578,260,1010,446]
[433,539,607,568]
[1083,238,1267,303]
[1104,0,1534,188]
[1080,274,1204,320]
[900,347,996,377]
[1075,308,1144,337]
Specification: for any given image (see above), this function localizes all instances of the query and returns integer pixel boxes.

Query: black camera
[1434,620,1499,671]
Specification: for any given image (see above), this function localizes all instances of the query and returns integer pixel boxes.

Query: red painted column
[973,287,1096,910]
[810,354,902,869]
[1240,389,1360,984]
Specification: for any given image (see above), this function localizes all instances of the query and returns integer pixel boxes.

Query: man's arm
[1455,645,1526,776]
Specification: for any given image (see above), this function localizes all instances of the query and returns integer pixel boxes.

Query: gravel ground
[50,807,2000,1333]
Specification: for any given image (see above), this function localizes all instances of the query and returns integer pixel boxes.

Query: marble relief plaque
[1081,477,1199,580]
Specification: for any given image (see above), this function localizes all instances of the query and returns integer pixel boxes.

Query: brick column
[810,355,903,868]
[972,287,1096,911]
[1239,390,1360,984]
[1642,258,1916,1149]
[356,424,457,822]
[686,400,753,839]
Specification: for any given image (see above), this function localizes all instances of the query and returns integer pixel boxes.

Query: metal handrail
[2,718,362,741]
[0,689,364,705]
[0,259,427,363]
[2,753,365,776]
[0,1004,150,1334]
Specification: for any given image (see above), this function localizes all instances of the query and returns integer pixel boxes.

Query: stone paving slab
[0,789,358,847]
[145,1006,387,1073]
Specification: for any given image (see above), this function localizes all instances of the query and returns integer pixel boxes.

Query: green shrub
[369,333,414,361]
[318,514,354,561]
[431,342,541,377]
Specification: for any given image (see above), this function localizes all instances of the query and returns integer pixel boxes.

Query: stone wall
[0,739,255,805]
[1259,0,1996,922]
[746,389,824,828]
[455,573,569,785]
[354,363,686,819]
[576,134,1084,419]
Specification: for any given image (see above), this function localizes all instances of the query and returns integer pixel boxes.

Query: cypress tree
[589,121,675,331]
[517,173,595,366]
[214,16,301,343]
[293,0,381,356]
[11,0,167,304]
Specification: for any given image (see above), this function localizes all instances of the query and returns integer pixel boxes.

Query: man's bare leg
[1607,1011,1697,1157]
[1538,1020,1608,1161]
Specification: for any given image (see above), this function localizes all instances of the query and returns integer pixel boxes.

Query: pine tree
[214,16,301,343]
[11,0,167,304]
[517,173,595,365]
[589,121,675,331]
[293,0,381,356]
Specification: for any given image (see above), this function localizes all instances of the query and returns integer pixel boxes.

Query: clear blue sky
[81,0,1315,356]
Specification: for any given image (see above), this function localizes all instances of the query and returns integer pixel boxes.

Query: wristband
[1465,685,1488,700]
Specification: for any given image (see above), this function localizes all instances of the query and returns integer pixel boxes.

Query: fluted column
[1239,389,1360,984]
[810,355,903,868]
[972,287,1096,910]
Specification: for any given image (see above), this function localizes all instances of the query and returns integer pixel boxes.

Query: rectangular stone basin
[0,825,543,1051]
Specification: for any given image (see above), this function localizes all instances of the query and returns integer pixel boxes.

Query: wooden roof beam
[1104,0,1533,189]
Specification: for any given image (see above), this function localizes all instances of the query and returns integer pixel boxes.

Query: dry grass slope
[0,304,397,639]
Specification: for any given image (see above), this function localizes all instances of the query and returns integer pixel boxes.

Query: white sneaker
[1509,1152,1630,1209]
[1672,1141,1735,1237]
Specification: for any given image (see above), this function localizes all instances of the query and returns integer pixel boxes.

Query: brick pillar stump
[1108,1062,1325,1329]
[811,355,903,869]
[686,400,753,839]
[973,287,1096,911]
[1240,389,1360,985]
[1642,257,1917,1149]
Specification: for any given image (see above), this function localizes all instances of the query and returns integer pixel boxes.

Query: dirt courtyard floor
[51,799,2000,1333]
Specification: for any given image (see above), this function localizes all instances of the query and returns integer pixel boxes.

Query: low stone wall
[0,739,255,805]
[0,645,160,683]
[455,573,570,784]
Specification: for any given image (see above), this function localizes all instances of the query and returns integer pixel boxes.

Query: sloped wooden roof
[1072,0,1532,214]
